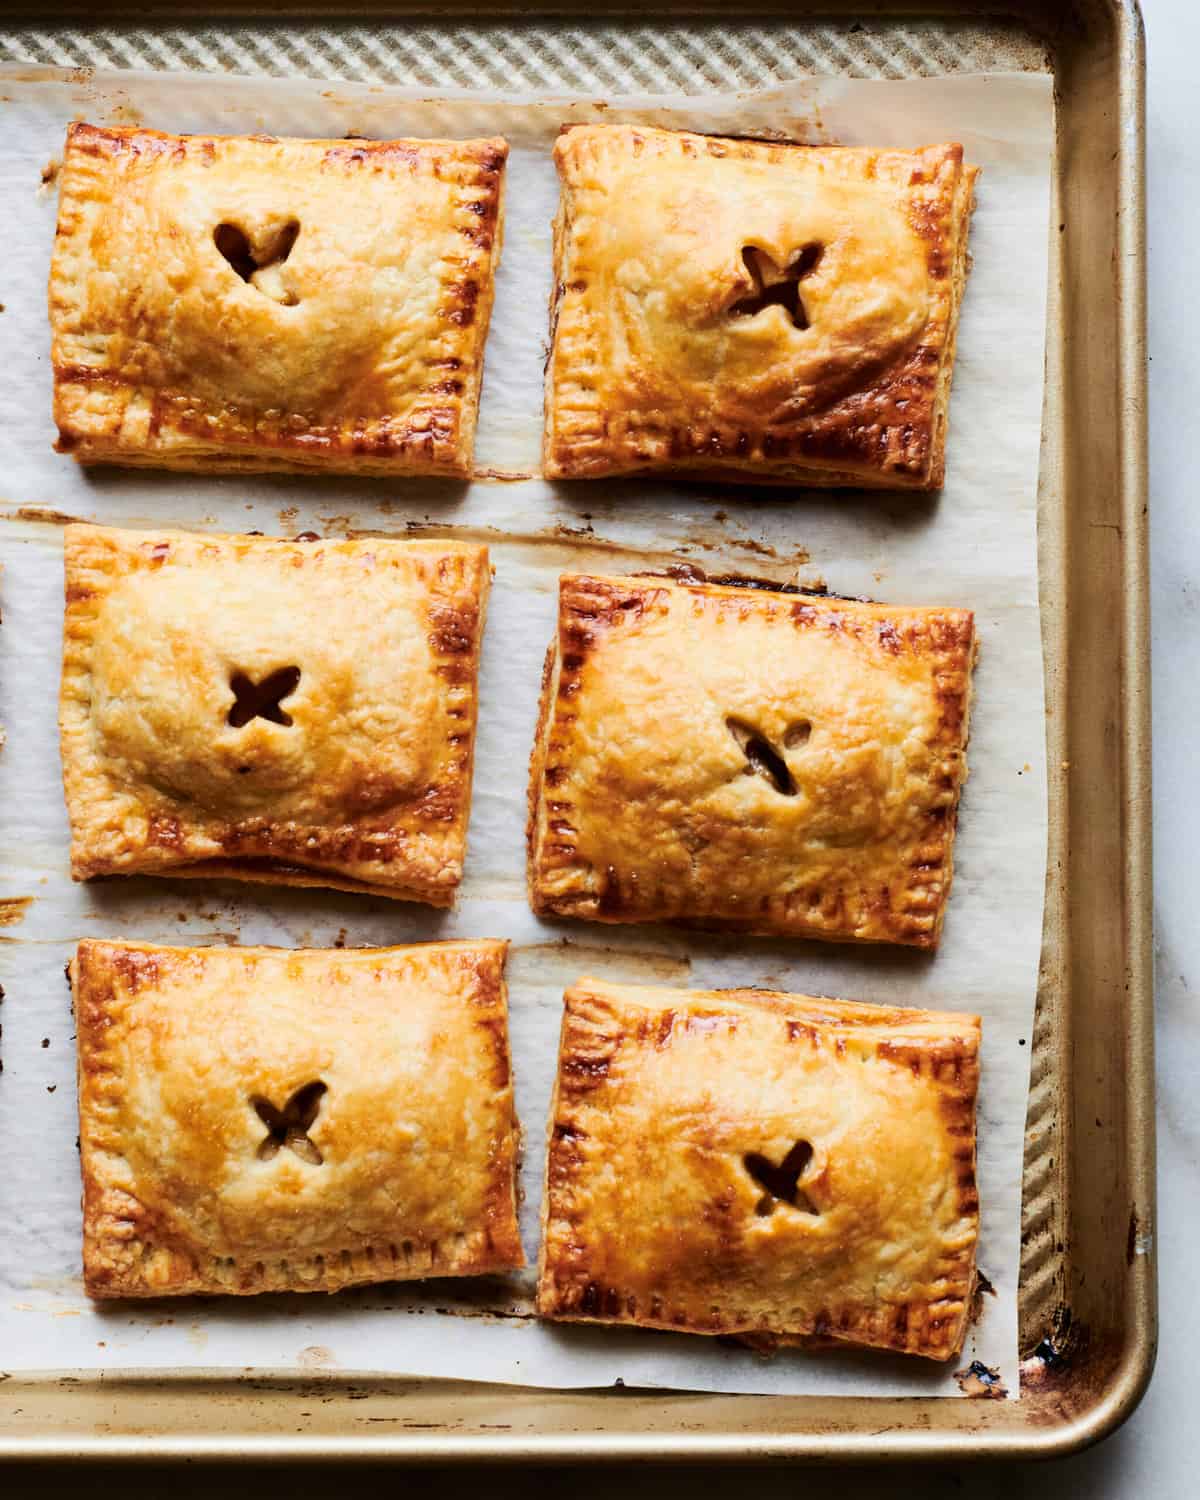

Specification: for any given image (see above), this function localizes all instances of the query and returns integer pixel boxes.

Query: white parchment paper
[0,66,1052,1397]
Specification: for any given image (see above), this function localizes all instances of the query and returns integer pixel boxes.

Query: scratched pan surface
[0,0,1151,1462]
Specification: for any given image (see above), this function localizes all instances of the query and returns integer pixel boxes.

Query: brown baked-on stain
[968,1268,998,1327]
[0,896,33,927]
[640,561,864,605]
[402,517,773,579]
[954,1360,1008,1399]
[1020,1304,1082,1388]
[10,505,86,527]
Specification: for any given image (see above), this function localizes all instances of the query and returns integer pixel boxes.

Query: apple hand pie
[528,571,977,948]
[537,977,981,1361]
[49,125,507,475]
[73,939,524,1297]
[60,524,490,904]
[544,124,978,490]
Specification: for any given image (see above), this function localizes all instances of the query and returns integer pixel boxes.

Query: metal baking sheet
[0,61,1052,1401]
[0,0,1152,1462]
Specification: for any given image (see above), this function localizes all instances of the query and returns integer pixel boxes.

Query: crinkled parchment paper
[0,66,1051,1397]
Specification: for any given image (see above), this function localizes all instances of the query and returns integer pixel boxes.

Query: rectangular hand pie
[73,938,523,1297]
[528,572,976,949]
[544,124,978,490]
[49,124,507,475]
[537,978,981,1361]
[61,524,489,904]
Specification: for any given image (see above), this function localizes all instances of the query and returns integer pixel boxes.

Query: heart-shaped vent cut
[214,220,301,306]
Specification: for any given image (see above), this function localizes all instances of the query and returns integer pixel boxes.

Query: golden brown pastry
[528,572,976,948]
[73,938,524,1297]
[60,524,490,903]
[544,124,978,489]
[537,977,981,1361]
[49,124,507,475]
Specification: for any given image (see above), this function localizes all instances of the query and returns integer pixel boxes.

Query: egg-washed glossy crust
[49,124,507,475]
[527,573,976,949]
[73,939,524,1298]
[544,125,978,490]
[60,525,490,903]
[537,978,980,1361]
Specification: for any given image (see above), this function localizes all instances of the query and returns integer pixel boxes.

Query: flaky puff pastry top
[49,124,507,475]
[544,125,978,489]
[73,939,523,1297]
[60,525,490,903]
[537,979,981,1360]
[528,573,976,948]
